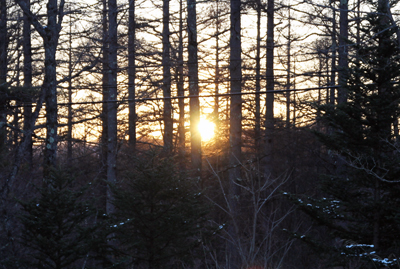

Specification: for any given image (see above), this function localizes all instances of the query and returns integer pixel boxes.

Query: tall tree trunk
[14,29,21,148]
[15,0,66,175]
[128,0,136,150]
[255,0,261,157]
[264,0,274,177]
[0,0,6,85]
[0,0,7,150]
[100,0,109,211]
[286,4,291,129]
[162,0,172,153]
[330,4,337,105]
[228,0,241,267]
[317,53,323,131]
[41,0,63,175]
[292,65,296,126]
[214,0,220,128]
[4,0,54,191]
[338,0,348,104]
[384,0,400,139]
[23,0,32,166]
[373,0,392,252]
[187,0,201,178]
[67,10,73,167]
[107,0,118,215]
[177,0,185,163]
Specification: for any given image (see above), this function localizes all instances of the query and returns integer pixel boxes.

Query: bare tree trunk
[292,64,296,126]
[317,53,323,131]
[0,0,6,85]
[213,14,220,122]
[106,0,118,215]
[356,0,361,58]
[384,0,400,140]
[19,0,65,175]
[211,0,221,177]
[255,0,261,157]
[67,9,73,167]
[338,0,348,104]
[6,0,63,187]
[0,0,7,149]
[330,4,336,105]
[177,0,185,162]
[372,0,392,252]
[187,0,201,178]
[162,0,172,153]
[43,0,62,174]
[264,0,274,177]
[23,0,32,167]
[14,29,21,148]
[18,0,64,175]
[100,0,109,211]
[128,0,136,150]
[228,0,241,267]
[214,0,220,128]
[286,5,291,129]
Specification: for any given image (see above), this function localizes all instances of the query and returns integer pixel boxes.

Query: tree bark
[0,0,6,85]
[15,0,65,178]
[43,0,61,174]
[162,0,172,153]
[128,0,136,150]
[330,4,336,105]
[106,0,118,215]
[286,5,291,128]
[67,10,73,167]
[214,0,219,118]
[100,0,109,212]
[264,0,274,177]
[372,0,392,252]
[338,0,348,104]
[13,42,20,148]
[228,0,241,267]
[2,0,47,193]
[187,0,201,178]
[0,0,8,149]
[177,0,185,163]
[255,0,261,157]
[23,0,32,166]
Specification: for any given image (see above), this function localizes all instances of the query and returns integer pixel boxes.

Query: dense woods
[1,0,400,267]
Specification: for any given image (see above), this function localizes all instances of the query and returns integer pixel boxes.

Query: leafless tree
[22,0,32,167]
[128,0,136,150]
[188,0,201,178]
[264,0,275,177]
[106,0,118,214]
[0,0,7,149]
[228,0,242,267]
[205,159,294,268]
[162,0,173,153]
[15,0,66,176]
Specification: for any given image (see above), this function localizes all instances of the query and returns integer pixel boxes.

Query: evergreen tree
[111,151,210,268]
[290,1,400,267]
[19,170,98,269]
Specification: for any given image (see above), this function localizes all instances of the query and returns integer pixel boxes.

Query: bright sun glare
[198,119,215,142]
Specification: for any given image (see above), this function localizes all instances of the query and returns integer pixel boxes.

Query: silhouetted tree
[19,170,98,268]
[112,152,209,268]
[292,1,400,266]
[228,0,242,267]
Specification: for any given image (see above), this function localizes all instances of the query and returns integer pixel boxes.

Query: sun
[198,119,215,142]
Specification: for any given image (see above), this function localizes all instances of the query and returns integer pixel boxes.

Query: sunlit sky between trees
[53,0,318,145]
